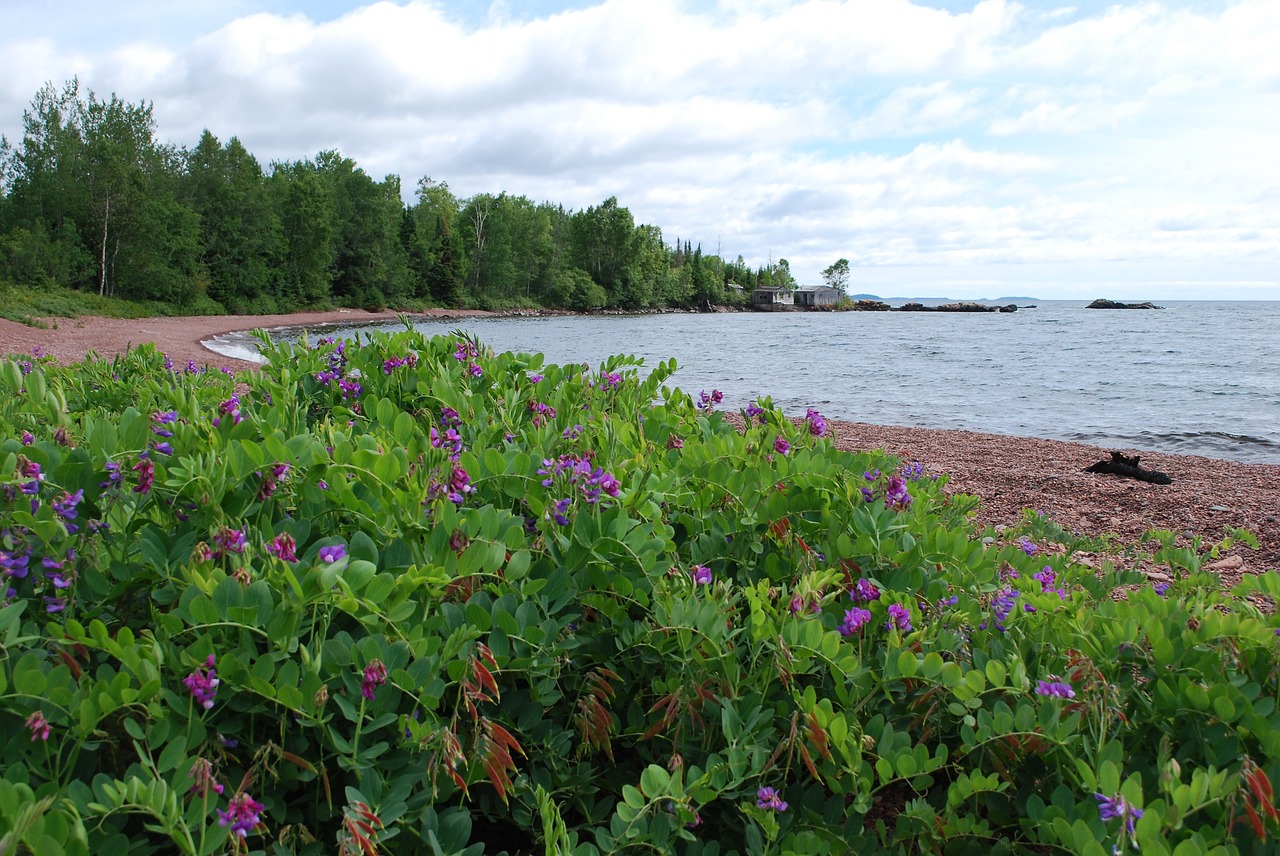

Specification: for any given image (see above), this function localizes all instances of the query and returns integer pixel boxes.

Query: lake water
[205,300,1280,465]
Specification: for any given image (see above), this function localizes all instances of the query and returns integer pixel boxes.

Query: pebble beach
[2,310,1276,579]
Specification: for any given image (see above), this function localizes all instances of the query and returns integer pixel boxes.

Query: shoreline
[2,309,1277,575]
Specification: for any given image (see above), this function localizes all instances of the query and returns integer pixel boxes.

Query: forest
[0,79,803,315]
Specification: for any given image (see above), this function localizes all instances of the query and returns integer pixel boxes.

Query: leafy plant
[1,331,1277,854]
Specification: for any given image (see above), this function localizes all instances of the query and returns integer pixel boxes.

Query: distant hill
[873,295,1041,303]
[849,293,883,300]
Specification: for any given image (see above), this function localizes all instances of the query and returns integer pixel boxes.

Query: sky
[2,0,1278,299]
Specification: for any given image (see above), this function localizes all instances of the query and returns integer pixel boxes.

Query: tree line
[0,80,802,314]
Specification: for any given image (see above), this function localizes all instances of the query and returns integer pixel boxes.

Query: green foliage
[2,80,787,317]
[3,331,1276,854]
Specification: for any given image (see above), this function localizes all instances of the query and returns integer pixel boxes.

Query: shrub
[1,331,1277,855]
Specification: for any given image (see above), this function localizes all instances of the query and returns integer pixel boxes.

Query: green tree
[407,178,465,306]
[822,257,850,294]
[268,159,337,306]
[182,131,284,311]
[311,151,410,309]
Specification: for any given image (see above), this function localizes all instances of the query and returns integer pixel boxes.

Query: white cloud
[0,0,1278,296]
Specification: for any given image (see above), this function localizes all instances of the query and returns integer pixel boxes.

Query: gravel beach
[3,310,1276,579]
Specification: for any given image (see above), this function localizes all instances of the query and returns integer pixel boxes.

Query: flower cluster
[884,475,913,509]
[981,587,1020,633]
[212,527,247,558]
[885,603,913,633]
[1032,565,1068,599]
[756,786,788,812]
[805,408,827,437]
[361,659,388,700]
[1095,792,1143,835]
[268,533,298,563]
[430,410,464,461]
[901,460,926,480]
[447,467,473,505]
[1018,537,1038,556]
[382,352,418,374]
[188,758,225,799]
[696,389,723,413]
[257,462,290,500]
[852,578,881,603]
[744,401,766,422]
[132,458,155,494]
[214,394,242,427]
[599,371,622,390]
[1035,679,1075,699]
[218,792,265,838]
[26,711,51,741]
[839,607,872,636]
[537,455,621,505]
[527,399,557,427]
[184,655,219,710]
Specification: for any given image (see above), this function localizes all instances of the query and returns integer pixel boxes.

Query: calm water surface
[207,301,1280,464]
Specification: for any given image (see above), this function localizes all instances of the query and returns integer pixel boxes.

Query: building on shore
[751,285,794,309]
[794,286,841,308]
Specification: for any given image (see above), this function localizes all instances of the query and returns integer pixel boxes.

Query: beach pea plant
[1,330,1278,855]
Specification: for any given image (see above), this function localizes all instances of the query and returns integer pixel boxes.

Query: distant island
[849,294,1041,303]
[1086,299,1163,310]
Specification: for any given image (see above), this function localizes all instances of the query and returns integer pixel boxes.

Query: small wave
[1066,429,1280,464]
[202,332,267,364]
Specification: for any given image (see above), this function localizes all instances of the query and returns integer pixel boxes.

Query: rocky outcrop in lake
[1086,299,1163,309]
[895,302,1017,313]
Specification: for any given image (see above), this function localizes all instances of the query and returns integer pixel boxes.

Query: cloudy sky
[3,0,1278,299]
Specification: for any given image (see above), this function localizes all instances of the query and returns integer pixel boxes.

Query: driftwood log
[1084,451,1173,485]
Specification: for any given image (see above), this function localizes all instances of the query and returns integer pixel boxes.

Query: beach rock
[1206,555,1243,571]
[1086,299,1163,309]
[854,300,892,311]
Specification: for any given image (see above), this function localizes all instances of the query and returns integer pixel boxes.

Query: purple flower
[553,498,572,526]
[773,436,790,455]
[469,363,483,377]
[1035,679,1075,699]
[900,461,925,480]
[860,486,875,502]
[268,534,298,564]
[600,371,622,389]
[361,659,388,700]
[454,340,478,362]
[696,389,723,413]
[318,544,346,564]
[805,408,827,437]
[52,489,83,523]
[132,458,155,494]
[884,475,912,509]
[988,587,1020,632]
[1095,792,1143,835]
[1152,582,1170,597]
[184,655,220,710]
[886,603,912,633]
[839,607,872,636]
[667,435,684,450]
[756,786,788,812]
[744,401,765,421]
[852,579,881,603]
[691,565,712,585]
[218,792,265,838]
[1018,537,1038,556]
[26,711,51,741]
[151,441,174,457]
[448,467,474,505]
[215,395,242,427]
[44,596,66,613]
[214,528,246,556]
[1032,566,1067,599]
[20,431,34,446]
